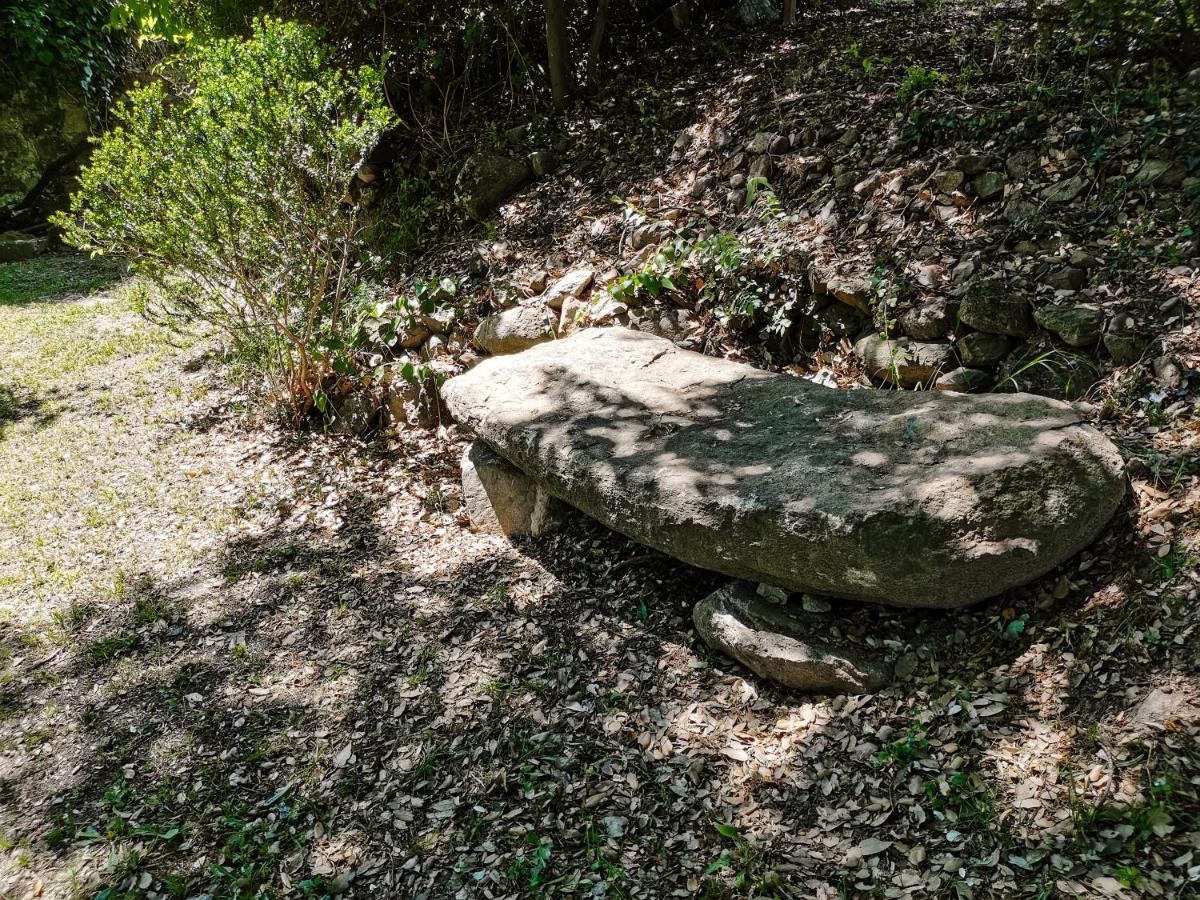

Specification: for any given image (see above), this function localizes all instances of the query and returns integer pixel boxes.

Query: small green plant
[55,18,394,423]
[705,821,769,891]
[507,831,553,889]
[876,727,931,768]
[897,66,947,102]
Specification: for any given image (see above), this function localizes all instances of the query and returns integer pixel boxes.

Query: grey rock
[456,152,532,220]
[829,276,873,314]
[956,154,995,176]
[748,154,773,180]
[0,231,44,262]
[631,222,670,250]
[1134,159,1187,188]
[1104,328,1150,366]
[799,303,866,348]
[768,134,790,155]
[959,279,1034,337]
[462,441,563,537]
[332,393,377,436]
[474,305,559,355]
[746,132,774,155]
[1153,356,1184,388]
[690,174,716,197]
[442,328,1126,609]
[542,268,594,310]
[0,74,89,213]
[935,367,992,393]
[735,0,779,26]
[628,307,697,343]
[1034,305,1104,347]
[1043,267,1087,292]
[693,582,891,693]
[1005,151,1039,179]
[836,126,861,148]
[529,149,557,177]
[1040,174,1087,204]
[971,171,1005,201]
[854,334,954,388]
[801,595,832,614]
[933,169,965,193]
[956,331,1012,367]
[729,172,747,189]
[898,300,953,340]
[385,376,444,429]
[756,583,790,603]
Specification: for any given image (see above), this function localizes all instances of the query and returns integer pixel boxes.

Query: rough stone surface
[957,331,1012,367]
[854,334,954,388]
[1104,328,1150,365]
[1034,305,1104,347]
[1044,267,1087,292]
[462,441,563,537]
[541,268,594,310]
[971,171,1005,201]
[898,300,953,341]
[959,279,1034,337]
[935,367,992,393]
[0,75,89,216]
[694,582,892,693]
[628,307,697,343]
[443,328,1126,609]
[456,152,533,220]
[0,230,44,262]
[474,305,559,355]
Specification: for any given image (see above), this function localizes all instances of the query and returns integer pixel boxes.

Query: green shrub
[55,17,394,422]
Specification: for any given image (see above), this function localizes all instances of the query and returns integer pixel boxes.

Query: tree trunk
[587,0,610,87]
[783,0,796,26]
[544,0,573,107]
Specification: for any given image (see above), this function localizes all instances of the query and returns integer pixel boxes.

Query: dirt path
[0,255,1197,899]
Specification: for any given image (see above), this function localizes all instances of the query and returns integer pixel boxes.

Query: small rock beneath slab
[694,582,892,693]
[756,583,789,603]
[462,441,564,537]
[801,595,832,614]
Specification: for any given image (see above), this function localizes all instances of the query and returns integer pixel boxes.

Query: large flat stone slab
[442,328,1125,609]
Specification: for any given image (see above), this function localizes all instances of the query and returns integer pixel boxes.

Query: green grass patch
[0,254,128,306]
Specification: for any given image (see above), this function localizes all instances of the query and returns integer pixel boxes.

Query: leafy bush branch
[55,17,394,423]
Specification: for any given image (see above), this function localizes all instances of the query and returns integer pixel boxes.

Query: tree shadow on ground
[0,381,57,438]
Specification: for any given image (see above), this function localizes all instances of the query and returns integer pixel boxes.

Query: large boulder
[0,74,90,220]
[442,329,1125,609]
[474,305,559,355]
[455,152,532,220]
[694,582,891,693]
